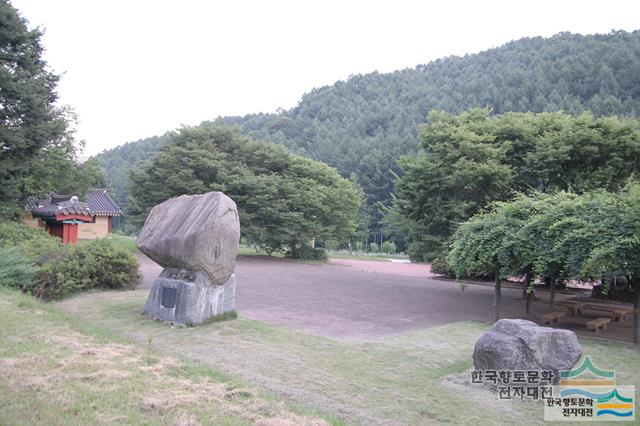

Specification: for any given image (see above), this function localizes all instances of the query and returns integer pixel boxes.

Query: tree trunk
[522,278,528,300]
[494,268,502,322]
[550,276,556,308]
[523,271,532,313]
[633,279,639,345]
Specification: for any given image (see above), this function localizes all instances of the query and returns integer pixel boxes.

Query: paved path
[135,253,632,342]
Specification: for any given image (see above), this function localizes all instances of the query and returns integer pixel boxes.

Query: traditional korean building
[24,189,123,244]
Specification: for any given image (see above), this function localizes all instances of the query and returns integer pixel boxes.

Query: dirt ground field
[135,253,635,343]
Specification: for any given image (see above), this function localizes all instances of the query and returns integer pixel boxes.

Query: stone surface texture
[137,191,240,325]
[136,192,240,285]
[473,319,582,380]
[145,272,236,324]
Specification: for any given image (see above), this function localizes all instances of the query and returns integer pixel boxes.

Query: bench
[583,304,634,321]
[540,311,565,325]
[556,301,585,315]
[611,308,632,322]
[586,317,611,332]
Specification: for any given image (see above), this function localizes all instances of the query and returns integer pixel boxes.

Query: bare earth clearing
[139,253,634,342]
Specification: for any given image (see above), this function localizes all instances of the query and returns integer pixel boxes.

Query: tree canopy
[392,109,640,260]
[130,125,364,257]
[96,30,640,245]
[0,1,101,213]
[0,0,68,205]
[447,185,640,343]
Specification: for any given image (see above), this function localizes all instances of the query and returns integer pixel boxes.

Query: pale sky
[10,0,640,156]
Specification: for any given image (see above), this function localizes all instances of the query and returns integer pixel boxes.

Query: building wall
[23,212,44,229]
[78,216,110,240]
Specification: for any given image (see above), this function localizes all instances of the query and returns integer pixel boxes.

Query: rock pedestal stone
[136,192,240,325]
[473,319,582,381]
[144,269,236,325]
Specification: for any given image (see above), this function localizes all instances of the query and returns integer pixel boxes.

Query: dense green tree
[0,0,68,207]
[449,185,640,343]
[448,196,537,321]
[130,125,363,257]
[95,133,172,211]
[394,109,640,260]
[96,30,640,245]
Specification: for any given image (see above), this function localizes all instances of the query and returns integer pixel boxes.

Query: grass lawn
[325,251,409,262]
[237,246,285,258]
[51,290,640,425]
[0,288,330,426]
[83,234,138,254]
[237,245,410,263]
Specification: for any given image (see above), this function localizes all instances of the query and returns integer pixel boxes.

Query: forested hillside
[96,134,171,209]
[96,30,640,239]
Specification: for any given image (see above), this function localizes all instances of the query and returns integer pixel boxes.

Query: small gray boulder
[136,192,240,285]
[473,319,582,380]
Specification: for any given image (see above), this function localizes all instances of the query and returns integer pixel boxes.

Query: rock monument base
[144,268,236,325]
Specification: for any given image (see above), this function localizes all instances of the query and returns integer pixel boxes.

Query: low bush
[0,246,38,290]
[286,245,329,262]
[591,280,635,303]
[1,222,140,299]
[0,221,63,264]
[430,257,455,277]
[380,241,397,254]
[33,239,141,300]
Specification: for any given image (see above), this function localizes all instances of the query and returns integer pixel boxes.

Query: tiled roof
[23,196,47,212]
[31,197,92,218]
[86,189,123,216]
[26,189,123,218]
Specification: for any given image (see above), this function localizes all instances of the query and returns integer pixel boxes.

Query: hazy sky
[11,0,640,156]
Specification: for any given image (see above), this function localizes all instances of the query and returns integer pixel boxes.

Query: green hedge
[0,246,38,290]
[430,257,455,277]
[0,222,140,300]
[0,221,63,264]
[286,245,329,261]
[32,239,141,300]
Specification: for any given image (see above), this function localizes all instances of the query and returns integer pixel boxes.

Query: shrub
[407,241,435,262]
[286,244,329,262]
[0,221,63,264]
[380,241,397,254]
[430,257,455,277]
[323,240,340,251]
[0,246,38,290]
[33,238,141,300]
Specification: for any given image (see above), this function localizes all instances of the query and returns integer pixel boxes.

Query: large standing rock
[473,319,582,380]
[136,192,240,285]
[137,192,240,325]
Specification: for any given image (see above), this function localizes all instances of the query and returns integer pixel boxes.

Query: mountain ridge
[96,29,640,233]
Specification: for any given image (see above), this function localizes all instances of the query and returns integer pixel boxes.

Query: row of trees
[389,109,640,261]
[0,0,102,214]
[130,125,364,258]
[96,30,640,246]
[447,185,640,343]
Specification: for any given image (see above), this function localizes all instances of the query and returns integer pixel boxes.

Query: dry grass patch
[55,289,640,426]
[0,288,327,426]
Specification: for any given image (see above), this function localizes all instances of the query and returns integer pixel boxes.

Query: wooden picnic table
[560,299,636,321]
[539,311,565,325]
